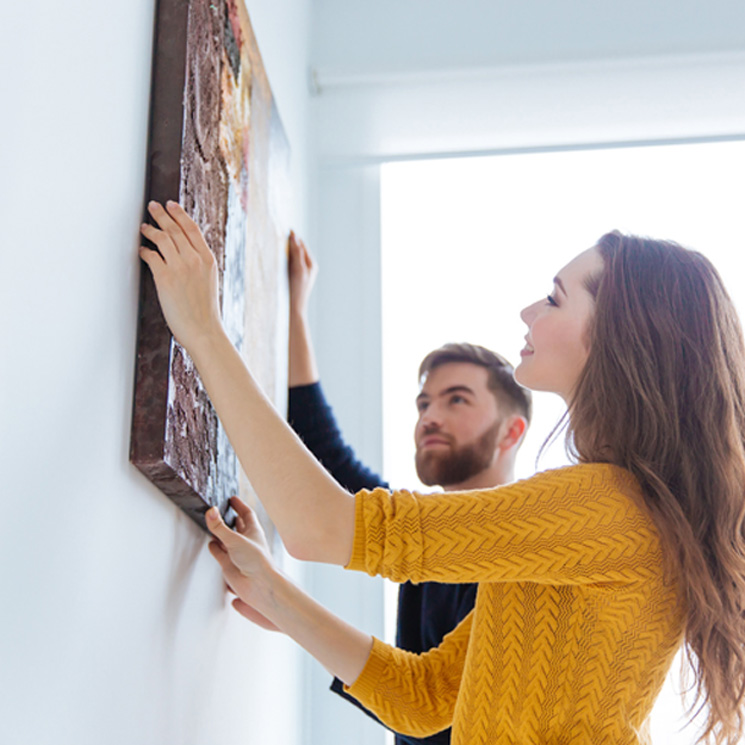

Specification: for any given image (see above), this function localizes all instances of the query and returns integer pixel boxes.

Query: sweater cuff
[345,490,370,572]
[345,636,390,700]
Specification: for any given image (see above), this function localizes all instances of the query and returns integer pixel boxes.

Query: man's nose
[419,405,443,430]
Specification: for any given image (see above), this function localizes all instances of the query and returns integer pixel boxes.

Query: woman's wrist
[262,567,373,684]
[247,559,290,620]
[185,323,233,368]
[252,563,305,630]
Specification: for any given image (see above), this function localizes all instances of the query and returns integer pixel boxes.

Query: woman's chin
[514,363,559,397]
[514,359,531,387]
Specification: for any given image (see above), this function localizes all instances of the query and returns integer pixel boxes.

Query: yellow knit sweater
[344,464,685,744]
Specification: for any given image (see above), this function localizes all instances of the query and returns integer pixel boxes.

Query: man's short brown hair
[418,343,532,422]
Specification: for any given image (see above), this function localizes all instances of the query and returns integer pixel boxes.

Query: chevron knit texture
[345,463,686,744]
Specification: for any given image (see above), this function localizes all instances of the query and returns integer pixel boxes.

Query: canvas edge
[129,0,221,533]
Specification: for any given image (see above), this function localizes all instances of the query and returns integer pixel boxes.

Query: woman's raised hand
[139,201,223,353]
[139,202,355,567]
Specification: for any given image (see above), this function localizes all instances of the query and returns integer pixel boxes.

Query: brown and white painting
[131,0,290,533]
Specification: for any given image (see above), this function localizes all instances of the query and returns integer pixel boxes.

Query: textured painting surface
[131,0,290,531]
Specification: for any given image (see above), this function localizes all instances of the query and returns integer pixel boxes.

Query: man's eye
[546,294,558,307]
[451,395,466,405]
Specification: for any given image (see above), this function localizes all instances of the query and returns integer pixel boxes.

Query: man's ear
[498,415,528,451]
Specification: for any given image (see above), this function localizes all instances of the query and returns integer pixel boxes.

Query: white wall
[313,52,745,164]
[0,1,311,744]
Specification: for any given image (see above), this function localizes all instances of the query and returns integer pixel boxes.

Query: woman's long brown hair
[569,231,745,744]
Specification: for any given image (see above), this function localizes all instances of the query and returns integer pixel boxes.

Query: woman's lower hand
[209,498,373,685]
[139,200,223,353]
[206,496,280,625]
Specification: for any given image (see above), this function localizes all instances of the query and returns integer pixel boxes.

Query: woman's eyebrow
[553,276,567,296]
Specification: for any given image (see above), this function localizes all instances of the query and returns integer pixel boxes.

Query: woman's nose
[520,302,537,325]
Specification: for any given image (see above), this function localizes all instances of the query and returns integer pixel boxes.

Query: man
[286,233,532,745]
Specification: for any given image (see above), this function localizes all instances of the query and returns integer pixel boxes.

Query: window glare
[380,139,745,743]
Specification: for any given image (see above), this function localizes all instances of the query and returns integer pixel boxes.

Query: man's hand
[139,201,223,353]
[288,231,317,320]
[287,232,320,386]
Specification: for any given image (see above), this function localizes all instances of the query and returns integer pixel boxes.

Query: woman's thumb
[205,506,235,543]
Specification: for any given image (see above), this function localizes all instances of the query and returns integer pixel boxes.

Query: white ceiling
[311,0,745,75]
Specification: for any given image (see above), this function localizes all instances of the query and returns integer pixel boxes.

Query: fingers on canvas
[235,513,247,534]
[228,495,255,525]
[288,232,303,275]
[164,201,214,262]
[140,221,179,264]
[288,230,299,254]
[291,232,312,269]
[146,201,197,261]
[139,244,165,275]
[145,202,181,248]
[206,506,235,544]
[288,231,309,262]
[147,200,181,236]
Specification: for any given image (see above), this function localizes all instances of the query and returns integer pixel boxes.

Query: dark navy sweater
[288,383,477,745]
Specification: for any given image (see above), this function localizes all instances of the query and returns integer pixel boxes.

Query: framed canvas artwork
[131,0,290,532]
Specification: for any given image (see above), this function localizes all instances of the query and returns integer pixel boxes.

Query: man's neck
[443,464,515,492]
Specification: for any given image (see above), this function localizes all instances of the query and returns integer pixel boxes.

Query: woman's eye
[546,294,558,307]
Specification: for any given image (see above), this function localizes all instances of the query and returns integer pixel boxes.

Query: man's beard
[415,420,502,487]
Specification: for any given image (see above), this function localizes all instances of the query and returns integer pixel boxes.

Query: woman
[140,201,745,744]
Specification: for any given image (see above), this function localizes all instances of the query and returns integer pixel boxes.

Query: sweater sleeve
[288,382,388,492]
[344,611,473,737]
[346,464,663,586]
